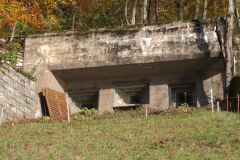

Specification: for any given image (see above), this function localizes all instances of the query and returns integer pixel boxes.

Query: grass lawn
[0,109,240,159]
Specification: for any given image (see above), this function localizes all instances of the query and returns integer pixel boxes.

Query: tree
[143,0,148,24]
[203,0,208,19]
[224,0,234,94]
[125,0,130,25]
[0,0,58,40]
[193,0,200,20]
[154,0,159,23]
[174,0,189,22]
[58,0,93,30]
[131,0,138,25]
[235,0,240,38]
[147,0,152,23]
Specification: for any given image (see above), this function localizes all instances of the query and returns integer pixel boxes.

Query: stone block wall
[0,63,36,122]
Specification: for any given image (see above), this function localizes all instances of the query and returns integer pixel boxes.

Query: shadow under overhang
[52,57,224,82]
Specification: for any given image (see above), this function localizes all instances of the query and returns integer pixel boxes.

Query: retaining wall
[0,63,36,122]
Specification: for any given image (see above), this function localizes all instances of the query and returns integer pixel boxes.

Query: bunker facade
[23,20,225,117]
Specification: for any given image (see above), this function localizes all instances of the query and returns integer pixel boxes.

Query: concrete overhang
[52,57,224,82]
[24,19,224,74]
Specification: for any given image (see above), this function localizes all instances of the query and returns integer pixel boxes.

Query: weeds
[0,43,20,66]
[14,60,41,81]
[0,42,41,81]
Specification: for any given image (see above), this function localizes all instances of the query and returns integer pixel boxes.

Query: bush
[81,107,99,116]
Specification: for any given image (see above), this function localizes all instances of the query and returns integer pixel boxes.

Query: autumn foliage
[0,0,239,38]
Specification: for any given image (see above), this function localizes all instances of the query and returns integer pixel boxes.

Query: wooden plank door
[43,88,70,118]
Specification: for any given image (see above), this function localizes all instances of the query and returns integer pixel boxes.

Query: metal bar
[227,94,228,112]
[145,105,148,118]
[66,92,70,123]
[211,89,214,112]
[238,94,239,114]
[185,92,186,103]
[0,108,4,126]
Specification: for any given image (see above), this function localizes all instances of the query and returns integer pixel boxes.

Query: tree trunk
[131,0,138,25]
[143,0,148,24]
[235,0,240,38]
[224,0,234,94]
[193,0,200,20]
[72,11,76,30]
[10,21,17,42]
[174,0,183,22]
[147,0,152,24]
[179,5,183,22]
[18,22,20,43]
[125,0,130,25]
[217,0,223,19]
[2,24,6,39]
[203,0,207,19]
[155,0,159,23]
[214,0,217,18]
[234,0,240,72]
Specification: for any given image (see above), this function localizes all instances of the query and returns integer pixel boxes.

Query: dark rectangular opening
[130,96,141,104]
[68,90,99,110]
[82,103,95,110]
[177,92,193,107]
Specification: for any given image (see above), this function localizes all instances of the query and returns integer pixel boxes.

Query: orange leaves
[61,0,94,11]
[0,0,59,32]
[72,1,76,5]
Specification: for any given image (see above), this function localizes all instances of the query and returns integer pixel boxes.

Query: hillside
[0,109,240,159]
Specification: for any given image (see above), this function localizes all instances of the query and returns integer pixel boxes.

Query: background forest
[0,0,239,38]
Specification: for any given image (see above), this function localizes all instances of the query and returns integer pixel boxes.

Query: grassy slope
[0,111,240,159]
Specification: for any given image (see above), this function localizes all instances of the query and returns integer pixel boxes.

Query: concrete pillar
[98,80,115,112]
[149,82,169,109]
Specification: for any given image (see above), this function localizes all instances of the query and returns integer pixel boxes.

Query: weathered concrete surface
[0,63,36,122]
[24,20,221,71]
[23,20,225,115]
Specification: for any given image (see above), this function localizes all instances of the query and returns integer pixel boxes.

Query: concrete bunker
[23,20,226,116]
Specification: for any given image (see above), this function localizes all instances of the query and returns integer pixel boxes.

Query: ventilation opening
[130,96,142,104]
[114,84,149,106]
[81,103,95,110]
[169,84,196,108]
[176,92,193,107]
[69,90,99,110]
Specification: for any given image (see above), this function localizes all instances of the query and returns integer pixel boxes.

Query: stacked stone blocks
[0,63,36,122]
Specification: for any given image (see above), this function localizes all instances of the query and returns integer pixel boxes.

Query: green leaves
[0,43,20,66]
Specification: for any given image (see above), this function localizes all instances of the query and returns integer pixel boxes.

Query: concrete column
[98,80,115,112]
[149,82,169,109]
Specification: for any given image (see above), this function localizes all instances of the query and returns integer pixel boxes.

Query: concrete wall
[0,63,36,122]
[114,88,130,106]
[24,20,221,71]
